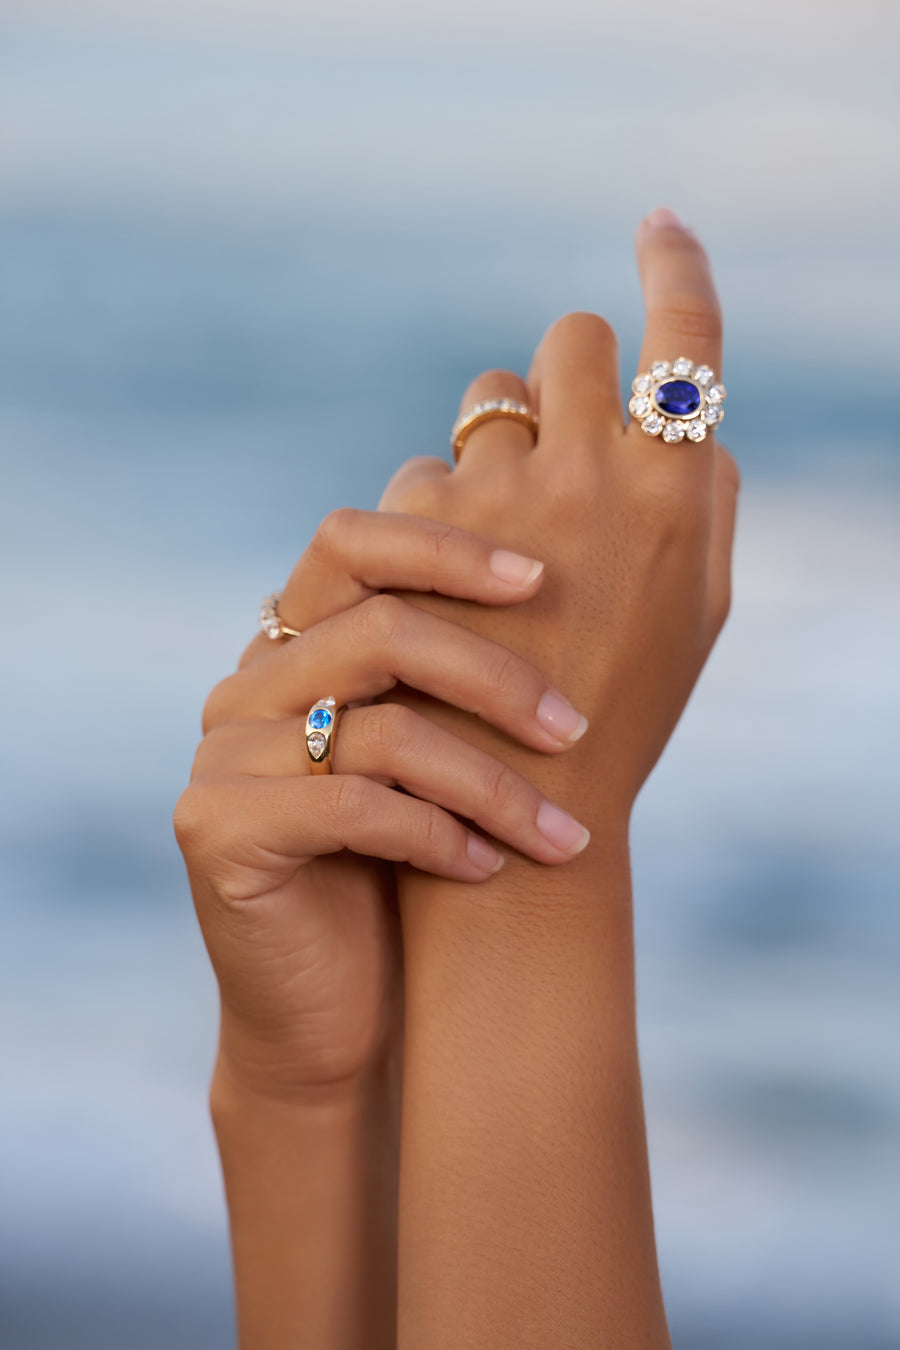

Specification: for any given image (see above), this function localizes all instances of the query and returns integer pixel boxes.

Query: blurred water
[2,6,899,1348]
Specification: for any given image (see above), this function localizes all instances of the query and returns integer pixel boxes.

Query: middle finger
[203,593,590,753]
[194,707,591,865]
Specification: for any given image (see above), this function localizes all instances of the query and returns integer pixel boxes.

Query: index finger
[635,207,723,385]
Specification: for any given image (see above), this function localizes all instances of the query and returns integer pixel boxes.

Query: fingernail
[536,689,589,744]
[489,549,544,587]
[536,801,591,856]
[467,832,505,875]
[641,206,687,233]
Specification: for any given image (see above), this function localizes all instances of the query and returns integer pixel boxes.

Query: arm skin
[210,1045,401,1350]
[383,211,734,1347]
[176,511,563,1349]
[393,723,671,1350]
[189,211,732,1347]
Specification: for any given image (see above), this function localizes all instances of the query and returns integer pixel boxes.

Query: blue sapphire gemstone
[655,379,701,417]
[309,707,333,731]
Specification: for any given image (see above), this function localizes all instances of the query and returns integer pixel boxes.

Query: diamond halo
[629,358,726,443]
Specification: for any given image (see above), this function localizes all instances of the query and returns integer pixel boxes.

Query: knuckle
[314,506,362,558]
[201,675,236,734]
[478,366,521,385]
[188,733,215,780]
[419,518,461,567]
[172,779,215,854]
[356,702,417,764]
[652,293,722,345]
[462,368,529,407]
[190,722,240,779]
[330,772,372,825]
[416,799,450,859]
[486,644,532,706]
[632,464,707,546]
[635,455,698,511]
[351,592,407,649]
[545,309,617,354]
[718,445,741,493]
[394,478,445,519]
[709,580,733,635]
[482,759,520,818]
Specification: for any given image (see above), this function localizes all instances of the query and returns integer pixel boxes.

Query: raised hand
[175,510,590,1097]
[378,211,740,1350]
[378,211,738,828]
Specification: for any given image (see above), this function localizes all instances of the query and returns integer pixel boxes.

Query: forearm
[211,1048,400,1350]
[396,810,670,1349]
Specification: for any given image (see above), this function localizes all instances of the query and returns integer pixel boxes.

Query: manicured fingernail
[467,832,505,875]
[536,801,591,855]
[641,206,687,233]
[489,549,544,587]
[536,689,589,744]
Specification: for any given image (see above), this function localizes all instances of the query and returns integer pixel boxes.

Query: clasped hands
[175,209,737,1104]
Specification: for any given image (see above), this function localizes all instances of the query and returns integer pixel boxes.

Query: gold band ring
[450,398,539,462]
[305,698,348,775]
[259,591,303,641]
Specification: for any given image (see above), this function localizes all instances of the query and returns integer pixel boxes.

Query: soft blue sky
[2,5,898,1346]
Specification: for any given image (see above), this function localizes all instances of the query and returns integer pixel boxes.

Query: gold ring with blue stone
[628,358,726,444]
[306,697,347,775]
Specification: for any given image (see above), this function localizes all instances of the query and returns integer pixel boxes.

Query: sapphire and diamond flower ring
[306,697,347,775]
[629,358,726,444]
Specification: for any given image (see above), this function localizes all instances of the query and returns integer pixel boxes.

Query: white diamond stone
[672,357,693,377]
[707,383,726,404]
[703,404,722,425]
[632,374,652,395]
[686,420,707,442]
[323,697,336,706]
[693,365,714,387]
[641,413,664,436]
[307,732,327,758]
[264,621,281,639]
[629,394,651,418]
[649,361,671,380]
[662,420,686,443]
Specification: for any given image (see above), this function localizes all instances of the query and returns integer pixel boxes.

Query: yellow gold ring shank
[451,399,539,462]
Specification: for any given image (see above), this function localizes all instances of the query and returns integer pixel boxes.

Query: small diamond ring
[628,358,726,444]
[451,399,539,462]
[259,591,303,641]
[305,698,347,775]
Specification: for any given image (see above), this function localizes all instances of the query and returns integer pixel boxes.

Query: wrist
[211,1030,400,1350]
[211,1000,404,1115]
[211,1040,401,1125]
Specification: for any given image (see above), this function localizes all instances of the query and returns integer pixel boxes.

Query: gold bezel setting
[306,697,340,770]
[629,359,726,444]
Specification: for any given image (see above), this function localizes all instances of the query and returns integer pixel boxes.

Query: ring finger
[205,593,589,752]
[195,708,591,864]
[240,508,545,669]
[450,368,538,477]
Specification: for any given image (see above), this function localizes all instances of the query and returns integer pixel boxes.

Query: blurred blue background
[2,2,898,1346]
